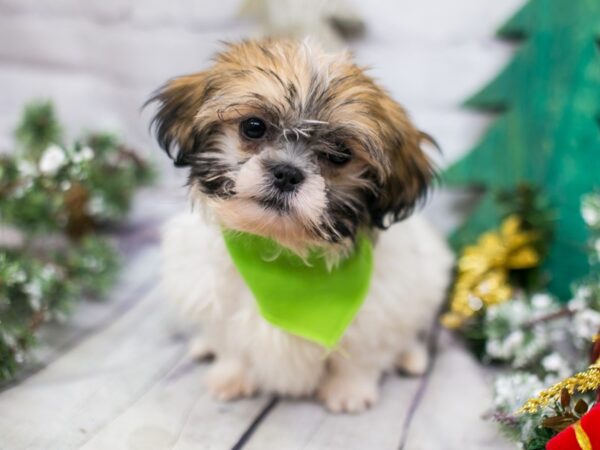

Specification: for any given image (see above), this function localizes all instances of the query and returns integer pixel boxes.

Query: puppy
[150,39,453,413]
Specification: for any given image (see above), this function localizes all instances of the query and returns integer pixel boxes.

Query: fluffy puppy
[150,39,453,413]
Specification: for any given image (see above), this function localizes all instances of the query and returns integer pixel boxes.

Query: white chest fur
[161,212,453,399]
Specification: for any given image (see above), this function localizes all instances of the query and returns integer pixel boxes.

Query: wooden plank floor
[0,188,515,450]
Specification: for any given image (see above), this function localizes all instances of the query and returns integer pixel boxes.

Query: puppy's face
[149,40,434,253]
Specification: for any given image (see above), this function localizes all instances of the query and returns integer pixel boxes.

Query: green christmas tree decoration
[0,100,153,383]
[444,0,600,299]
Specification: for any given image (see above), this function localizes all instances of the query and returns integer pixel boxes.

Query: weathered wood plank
[19,246,159,382]
[0,287,185,450]
[245,376,421,450]
[76,357,271,450]
[401,331,515,450]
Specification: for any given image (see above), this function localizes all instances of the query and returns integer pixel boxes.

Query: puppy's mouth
[256,192,294,214]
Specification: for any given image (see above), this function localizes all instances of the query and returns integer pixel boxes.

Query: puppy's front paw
[396,344,429,376]
[188,336,215,361]
[205,359,256,401]
[317,374,379,414]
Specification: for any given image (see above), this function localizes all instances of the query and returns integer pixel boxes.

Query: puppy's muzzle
[271,164,305,192]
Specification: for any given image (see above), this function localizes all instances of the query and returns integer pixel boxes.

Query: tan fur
[165,39,430,174]
[150,39,435,251]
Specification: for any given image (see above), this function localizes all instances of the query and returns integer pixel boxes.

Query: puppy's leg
[317,356,380,413]
[205,357,256,401]
[188,335,215,361]
[395,341,429,376]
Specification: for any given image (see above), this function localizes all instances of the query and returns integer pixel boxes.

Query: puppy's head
[149,39,435,253]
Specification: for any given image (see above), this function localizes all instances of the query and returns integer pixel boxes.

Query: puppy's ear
[369,97,437,228]
[147,72,217,167]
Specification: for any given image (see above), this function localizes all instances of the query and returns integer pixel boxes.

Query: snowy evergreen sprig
[0,238,118,381]
[449,192,600,449]
[484,260,600,419]
[0,100,152,383]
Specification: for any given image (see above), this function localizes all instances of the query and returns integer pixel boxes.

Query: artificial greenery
[0,100,152,383]
[479,193,599,448]
[0,238,118,381]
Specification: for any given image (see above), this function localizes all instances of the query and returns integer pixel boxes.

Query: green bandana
[222,231,374,348]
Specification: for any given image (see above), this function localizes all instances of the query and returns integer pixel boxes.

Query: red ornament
[547,404,600,450]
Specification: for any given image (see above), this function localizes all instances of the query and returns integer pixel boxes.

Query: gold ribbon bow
[442,215,541,330]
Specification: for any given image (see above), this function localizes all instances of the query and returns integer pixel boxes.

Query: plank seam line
[397,297,447,450]
[231,396,279,450]
[167,382,208,450]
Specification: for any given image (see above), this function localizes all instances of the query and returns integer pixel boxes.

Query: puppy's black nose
[271,164,305,192]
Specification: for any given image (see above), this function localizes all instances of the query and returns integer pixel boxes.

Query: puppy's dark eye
[240,117,267,139]
[325,144,352,166]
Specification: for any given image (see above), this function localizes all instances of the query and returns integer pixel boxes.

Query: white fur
[162,212,453,412]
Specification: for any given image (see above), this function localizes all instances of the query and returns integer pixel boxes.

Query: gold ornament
[519,360,600,414]
[442,215,541,329]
